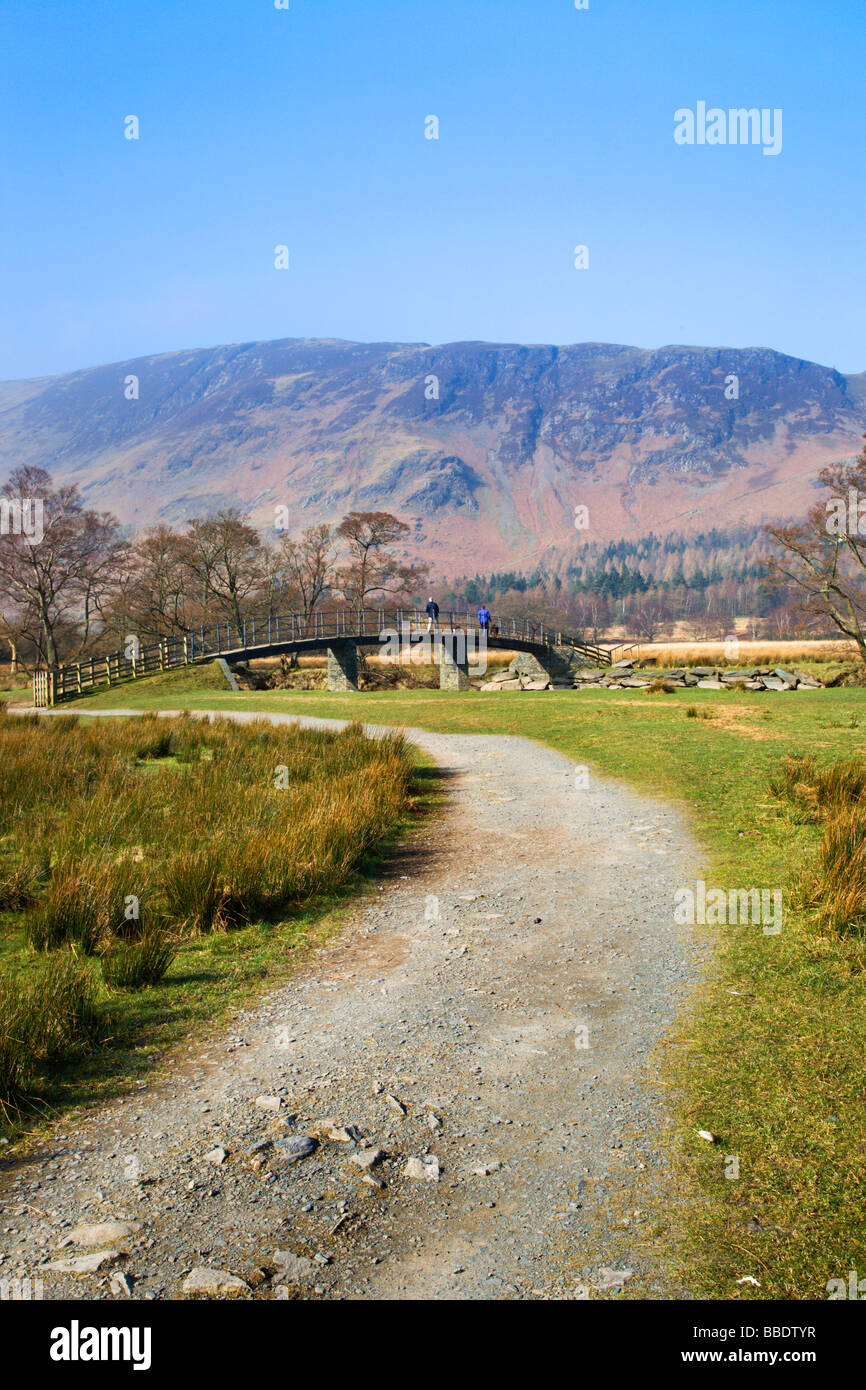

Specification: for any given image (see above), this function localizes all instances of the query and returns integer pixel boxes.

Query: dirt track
[0,711,706,1301]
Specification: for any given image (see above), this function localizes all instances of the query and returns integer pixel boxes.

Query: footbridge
[32,608,635,706]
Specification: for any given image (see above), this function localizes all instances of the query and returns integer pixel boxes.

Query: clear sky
[1,0,863,380]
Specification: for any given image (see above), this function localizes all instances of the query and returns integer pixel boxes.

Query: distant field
[66,668,866,1300]
[635,638,856,671]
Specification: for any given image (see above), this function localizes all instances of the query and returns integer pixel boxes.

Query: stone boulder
[182,1267,249,1298]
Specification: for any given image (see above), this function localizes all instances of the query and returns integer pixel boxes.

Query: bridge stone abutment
[550,643,592,677]
[327,644,360,692]
[439,636,470,691]
[503,645,593,683]
[509,650,554,680]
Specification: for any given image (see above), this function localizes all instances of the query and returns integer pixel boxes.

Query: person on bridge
[477,605,491,632]
[425,597,440,632]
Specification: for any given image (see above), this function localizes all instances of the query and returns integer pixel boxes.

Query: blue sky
[1,0,863,379]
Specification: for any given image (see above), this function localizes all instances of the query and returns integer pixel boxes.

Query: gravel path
[0,710,707,1301]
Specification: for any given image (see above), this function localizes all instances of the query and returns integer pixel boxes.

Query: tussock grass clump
[769,753,866,823]
[0,955,101,1112]
[29,952,102,1058]
[101,932,177,990]
[161,847,227,933]
[0,976,29,1108]
[25,857,136,953]
[801,810,866,933]
[770,753,866,934]
[647,677,676,694]
[685,704,717,720]
[134,728,175,761]
[0,862,39,912]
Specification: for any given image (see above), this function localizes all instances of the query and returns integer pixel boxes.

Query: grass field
[0,707,422,1129]
[63,671,866,1301]
[634,639,856,670]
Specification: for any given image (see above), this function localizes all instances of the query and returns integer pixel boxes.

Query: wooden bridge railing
[31,608,624,706]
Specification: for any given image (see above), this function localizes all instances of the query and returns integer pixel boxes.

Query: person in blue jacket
[477,605,491,632]
[425,597,440,632]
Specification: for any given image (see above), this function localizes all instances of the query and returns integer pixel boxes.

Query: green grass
[83,657,234,701]
[68,672,866,1300]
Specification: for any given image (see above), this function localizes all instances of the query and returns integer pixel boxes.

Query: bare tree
[183,509,265,629]
[256,541,296,620]
[100,524,197,643]
[630,596,673,642]
[334,511,427,609]
[0,467,124,668]
[572,592,612,644]
[279,523,337,618]
[765,435,866,664]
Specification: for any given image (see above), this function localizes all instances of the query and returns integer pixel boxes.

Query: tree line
[0,466,428,672]
[446,495,866,646]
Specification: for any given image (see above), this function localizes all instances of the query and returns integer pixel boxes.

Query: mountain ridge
[1,337,864,576]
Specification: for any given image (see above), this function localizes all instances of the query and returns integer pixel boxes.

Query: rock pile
[572,659,823,692]
[480,669,554,692]
[478,657,824,692]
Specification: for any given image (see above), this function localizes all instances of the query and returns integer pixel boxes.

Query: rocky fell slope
[1,338,863,574]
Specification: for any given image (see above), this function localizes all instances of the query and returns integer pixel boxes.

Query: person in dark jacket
[425,597,440,632]
[477,605,491,631]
